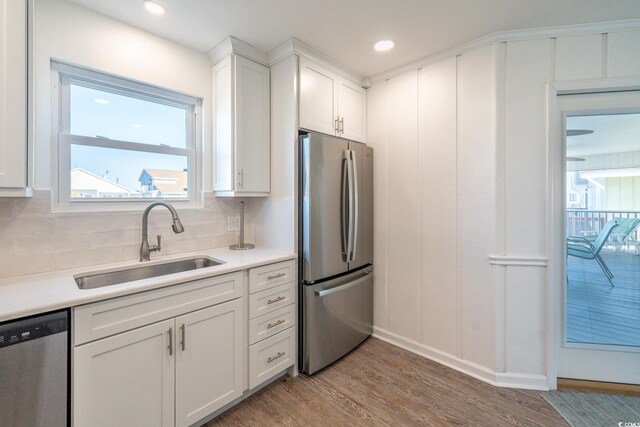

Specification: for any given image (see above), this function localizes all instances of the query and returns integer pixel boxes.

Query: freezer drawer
[302,270,373,374]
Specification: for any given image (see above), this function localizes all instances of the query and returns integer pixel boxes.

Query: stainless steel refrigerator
[299,131,373,375]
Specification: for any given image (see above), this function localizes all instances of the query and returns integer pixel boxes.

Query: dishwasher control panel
[0,310,68,349]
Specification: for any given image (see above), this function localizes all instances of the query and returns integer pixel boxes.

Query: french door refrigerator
[299,131,373,375]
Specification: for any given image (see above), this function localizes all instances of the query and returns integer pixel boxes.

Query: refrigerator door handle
[341,153,349,261]
[346,150,355,262]
[351,150,359,262]
[314,271,373,297]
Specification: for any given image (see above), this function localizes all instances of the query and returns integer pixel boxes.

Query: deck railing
[566,209,640,241]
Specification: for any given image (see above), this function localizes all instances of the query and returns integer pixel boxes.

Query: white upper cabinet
[213,54,270,196]
[299,56,366,143]
[0,0,30,196]
[299,58,338,136]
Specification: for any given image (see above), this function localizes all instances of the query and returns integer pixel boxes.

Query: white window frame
[52,61,203,212]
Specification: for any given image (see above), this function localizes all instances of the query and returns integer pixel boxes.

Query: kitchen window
[54,62,201,210]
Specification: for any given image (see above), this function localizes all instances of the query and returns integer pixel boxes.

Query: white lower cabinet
[73,319,175,427]
[73,260,297,426]
[73,299,243,427]
[248,326,296,389]
[246,260,297,390]
[175,300,243,427]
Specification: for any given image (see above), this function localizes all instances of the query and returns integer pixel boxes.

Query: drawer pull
[168,328,173,356]
[266,319,286,329]
[267,351,286,363]
[267,273,286,280]
[267,296,286,305]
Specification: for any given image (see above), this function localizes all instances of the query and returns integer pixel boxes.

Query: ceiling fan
[566,129,594,137]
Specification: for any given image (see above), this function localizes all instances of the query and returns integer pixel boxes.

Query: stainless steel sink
[75,257,225,289]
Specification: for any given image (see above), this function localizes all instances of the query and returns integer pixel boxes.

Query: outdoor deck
[567,248,640,347]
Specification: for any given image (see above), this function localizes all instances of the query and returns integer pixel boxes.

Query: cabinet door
[212,56,234,192]
[299,57,338,136]
[73,319,175,427]
[235,55,270,193]
[338,78,366,143]
[0,0,27,188]
[175,299,243,427]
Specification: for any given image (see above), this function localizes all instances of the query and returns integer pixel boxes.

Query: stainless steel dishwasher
[0,309,69,427]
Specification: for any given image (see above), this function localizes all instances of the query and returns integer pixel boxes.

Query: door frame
[545,77,640,390]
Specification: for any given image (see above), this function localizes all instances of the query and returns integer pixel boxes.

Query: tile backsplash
[0,191,255,279]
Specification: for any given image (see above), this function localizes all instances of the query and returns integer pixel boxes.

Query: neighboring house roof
[71,168,139,195]
[139,168,187,194]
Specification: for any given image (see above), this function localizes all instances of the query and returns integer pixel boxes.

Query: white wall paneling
[365,81,389,329]
[371,23,640,390]
[371,43,498,380]
[386,70,421,342]
[555,34,604,81]
[607,30,640,78]
[457,44,497,368]
[418,57,458,356]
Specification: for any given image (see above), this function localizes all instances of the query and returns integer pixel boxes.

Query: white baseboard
[373,327,549,391]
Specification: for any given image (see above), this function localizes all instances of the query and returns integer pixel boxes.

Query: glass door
[559,90,640,384]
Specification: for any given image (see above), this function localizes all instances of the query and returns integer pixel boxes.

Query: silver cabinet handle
[266,319,285,329]
[180,324,186,351]
[267,352,285,363]
[339,117,344,134]
[267,273,286,280]
[167,328,173,356]
[267,296,286,305]
[238,169,244,188]
[335,117,339,133]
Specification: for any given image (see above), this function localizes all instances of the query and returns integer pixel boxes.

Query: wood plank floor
[567,249,640,347]
[204,338,566,426]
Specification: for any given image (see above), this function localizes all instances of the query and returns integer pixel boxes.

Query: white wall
[370,24,640,389]
[253,55,298,252]
[0,0,256,279]
[33,0,213,190]
[369,43,499,381]
[498,29,640,384]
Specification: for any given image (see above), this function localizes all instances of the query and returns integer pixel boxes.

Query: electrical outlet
[228,216,240,231]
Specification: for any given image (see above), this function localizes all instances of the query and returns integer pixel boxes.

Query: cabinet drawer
[248,326,295,389]
[249,259,295,294]
[74,271,244,345]
[249,304,295,345]
[248,281,294,319]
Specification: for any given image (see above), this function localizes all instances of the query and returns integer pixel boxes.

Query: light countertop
[0,246,296,323]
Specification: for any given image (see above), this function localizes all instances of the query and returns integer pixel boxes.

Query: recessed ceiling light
[374,40,395,52]
[143,1,166,15]
[94,98,110,105]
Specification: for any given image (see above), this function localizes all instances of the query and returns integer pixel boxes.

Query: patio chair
[567,219,619,286]
[580,217,640,251]
[609,217,640,252]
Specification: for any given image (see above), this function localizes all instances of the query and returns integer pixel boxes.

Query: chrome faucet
[139,202,185,262]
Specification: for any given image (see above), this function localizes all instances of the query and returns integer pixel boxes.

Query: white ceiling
[567,113,640,157]
[66,0,640,77]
